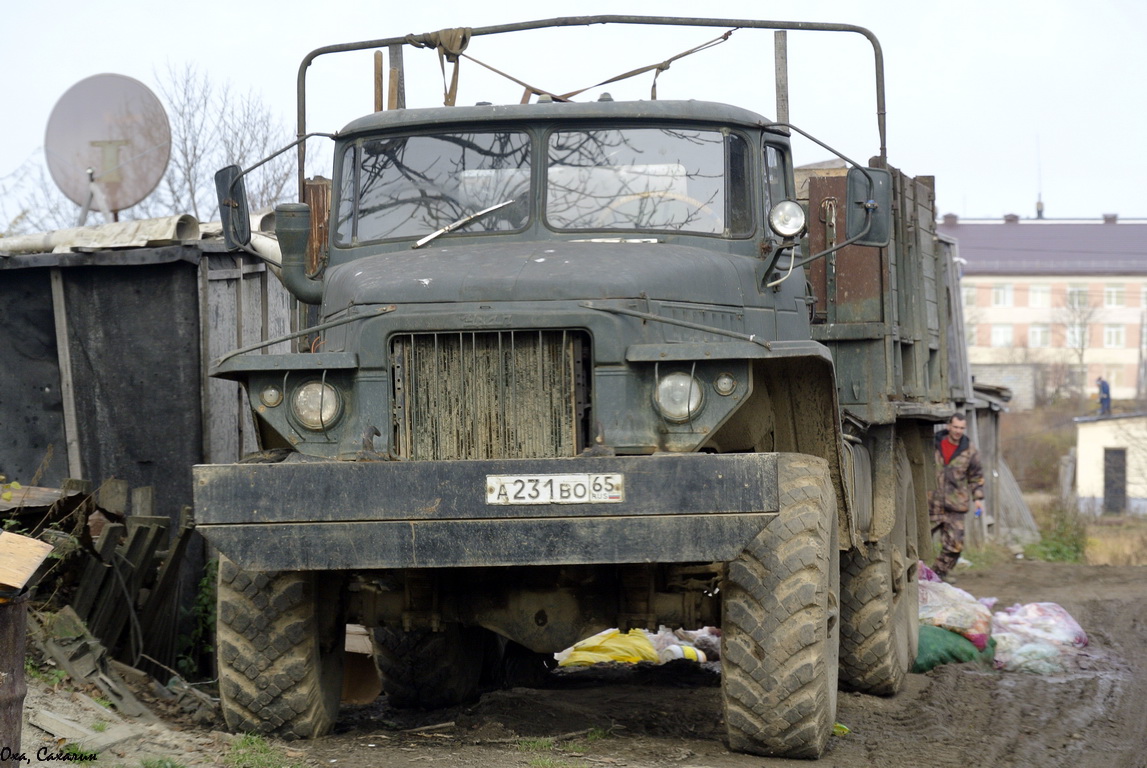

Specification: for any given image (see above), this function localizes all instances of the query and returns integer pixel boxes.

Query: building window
[1067,284,1089,309]
[1028,284,1050,308]
[1105,285,1125,307]
[990,324,1013,348]
[962,285,976,308]
[1065,323,1087,349]
[965,323,976,347]
[992,283,1013,307]
[1029,324,1050,348]
[1104,324,1125,348]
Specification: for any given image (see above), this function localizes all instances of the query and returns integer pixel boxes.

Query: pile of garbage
[556,626,722,667]
[914,561,1089,674]
[553,562,1090,678]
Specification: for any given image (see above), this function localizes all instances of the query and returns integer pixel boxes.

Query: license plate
[486,473,625,505]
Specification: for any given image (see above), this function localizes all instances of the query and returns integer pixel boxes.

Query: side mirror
[215,165,252,249]
[845,167,892,247]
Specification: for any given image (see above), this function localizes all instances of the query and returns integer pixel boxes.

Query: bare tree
[1,64,293,234]
[1054,287,1103,396]
[0,161,73,235]
[135,63,293,222]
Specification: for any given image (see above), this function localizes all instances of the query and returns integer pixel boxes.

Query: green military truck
[195,16,967,759]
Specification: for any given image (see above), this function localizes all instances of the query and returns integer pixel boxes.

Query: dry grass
[1026,492,1147,565]
[1085,515,1147,566]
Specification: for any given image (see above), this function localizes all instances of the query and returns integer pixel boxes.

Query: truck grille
[392,330,589,460]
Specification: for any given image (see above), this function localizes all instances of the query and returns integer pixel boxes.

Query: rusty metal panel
[806,175,886,325]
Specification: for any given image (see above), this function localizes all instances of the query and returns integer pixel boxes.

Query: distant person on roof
[1097,376,1112,416]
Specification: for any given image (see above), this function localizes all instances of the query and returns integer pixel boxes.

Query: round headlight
[714,372,737,396]
[292,381,342,430]
[260,385,284,408]
[768,200,806,238]
[654,373,704,423]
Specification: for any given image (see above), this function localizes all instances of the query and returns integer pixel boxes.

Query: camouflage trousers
[930,509,966,577]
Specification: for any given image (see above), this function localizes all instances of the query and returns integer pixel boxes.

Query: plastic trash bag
[555,628,659,666]
[918,579,992,651]
[913,625,996,672]
[992,602,1088,648]
[992,633,1066,674]
[557,626,721,667]
[991,602,1088,674]
[918,561,943,583]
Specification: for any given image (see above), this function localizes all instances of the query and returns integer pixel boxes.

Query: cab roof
[339,99,778,137]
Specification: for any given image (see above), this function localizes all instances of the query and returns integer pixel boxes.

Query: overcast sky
[3,0,1144,225]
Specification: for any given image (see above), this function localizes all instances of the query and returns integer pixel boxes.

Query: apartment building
[937,214,1147,409]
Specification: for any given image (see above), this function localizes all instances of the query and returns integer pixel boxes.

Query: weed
[93,697,114,709]
[517,738,556,752]
[177,558,218,679]
[1024,498,1086,562]
[140,760,188,768]
[23,658,68,687]
[91,721,108,733]
[566,726,613,754]
[225,733,306,768]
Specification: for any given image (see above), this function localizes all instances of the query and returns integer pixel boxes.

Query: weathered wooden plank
[101,519,168,653]
[0,531,55,590]
[50,268,83,480]
[99,479,130,516]
[71,523,125,621]
[130,486,155,517]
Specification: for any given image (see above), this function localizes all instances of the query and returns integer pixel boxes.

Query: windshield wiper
[412,199,516,249]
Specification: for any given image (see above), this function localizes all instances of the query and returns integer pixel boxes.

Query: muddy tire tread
[722,456,838,758]
[216,557,340,739]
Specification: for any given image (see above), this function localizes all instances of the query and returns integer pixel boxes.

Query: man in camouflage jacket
[929,413,985,580]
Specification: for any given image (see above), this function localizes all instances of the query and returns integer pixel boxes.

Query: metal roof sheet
[937,219,1147,276]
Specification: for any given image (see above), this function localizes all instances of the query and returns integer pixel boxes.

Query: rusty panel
[806,175,886,324]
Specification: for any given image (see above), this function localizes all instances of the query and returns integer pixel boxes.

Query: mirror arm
[228,131,337,194]
[791,209,874,270]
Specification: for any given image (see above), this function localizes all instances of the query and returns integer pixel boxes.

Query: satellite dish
[44,73,171,218]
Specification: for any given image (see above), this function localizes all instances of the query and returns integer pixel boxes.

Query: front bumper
[193,453,780,571]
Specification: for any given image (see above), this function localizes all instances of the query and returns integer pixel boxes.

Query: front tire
[216,557,345,738]
[722,454,840,758]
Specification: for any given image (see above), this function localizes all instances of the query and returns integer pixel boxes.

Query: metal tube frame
[292,15,887,198]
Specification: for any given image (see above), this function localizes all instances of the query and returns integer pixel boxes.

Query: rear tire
[838,440,919,694]
[216,557,345,738]
[375,625,490,709]
[721,455,840,758]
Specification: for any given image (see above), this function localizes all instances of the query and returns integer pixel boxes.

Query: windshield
[336,131,531,245]
[547,128,751,235]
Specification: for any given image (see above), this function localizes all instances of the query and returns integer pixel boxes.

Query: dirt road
[20,561,1147,767]
[294,561,1147,768]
